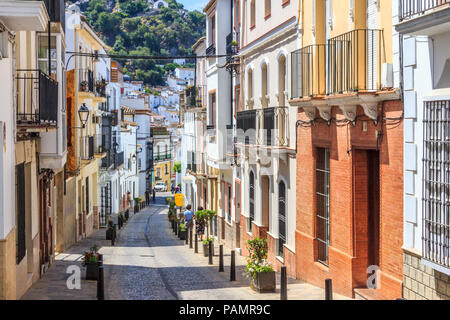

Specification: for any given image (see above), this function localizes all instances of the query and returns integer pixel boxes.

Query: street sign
[175,194,183,207]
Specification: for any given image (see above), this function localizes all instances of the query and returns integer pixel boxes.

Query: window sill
[282,0,290,7]
[250,25,256,31]
[314,261,330,272]
[264,13,271,20]
[276,255,284,264]
[421,258,450,276]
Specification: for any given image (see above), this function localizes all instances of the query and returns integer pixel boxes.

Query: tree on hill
[77,0,205,85]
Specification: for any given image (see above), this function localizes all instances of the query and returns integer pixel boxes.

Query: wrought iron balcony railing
[80,136,94,160]
[186,85,207,108]
[291,44,327,99]
[114,151,124,169]
[206,44,216,57]
[260,107,289,147]
[154,153,172,161]
[94,134,107,154]
[400,0,450,21]
[79,69,94,93]
[43,0,65,30]
[16,69,58,127]
[327,29,385,95]
[237,107,289,147]
[236,110,257,145]
[291,29,385,98]
[186,151,197,172]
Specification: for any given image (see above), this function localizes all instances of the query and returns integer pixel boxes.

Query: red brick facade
[295,100,403,299]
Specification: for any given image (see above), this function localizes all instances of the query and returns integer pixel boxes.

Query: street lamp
[78,103,90,128]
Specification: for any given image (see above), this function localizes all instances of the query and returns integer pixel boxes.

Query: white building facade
[395,0,450,299]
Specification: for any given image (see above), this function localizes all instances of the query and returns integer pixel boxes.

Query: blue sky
[178,0,208,11]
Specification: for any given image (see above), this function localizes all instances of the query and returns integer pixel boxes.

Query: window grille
[278,181,286,258]
[316,148,330,266]
[422,100,450,269]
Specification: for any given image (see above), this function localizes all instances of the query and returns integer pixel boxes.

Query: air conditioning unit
[382,63,394,89]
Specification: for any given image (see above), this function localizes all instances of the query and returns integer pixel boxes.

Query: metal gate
[100,182,112,227]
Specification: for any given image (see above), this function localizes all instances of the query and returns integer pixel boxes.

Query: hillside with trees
[71,0,205,85]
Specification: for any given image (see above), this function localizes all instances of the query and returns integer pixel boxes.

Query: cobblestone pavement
[22,194,350,300]
[105,194,350,300]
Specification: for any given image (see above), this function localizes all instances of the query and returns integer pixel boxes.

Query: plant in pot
[106,220,115,240]
[246,238,275,293]
[95,79,107,96]
[134,197,142,213]
[202,237,215,257]
[178,223,187,240]
[80,80,88,92]
[231,40,239,54]
[82,244,100,280]
[118,213,124,228]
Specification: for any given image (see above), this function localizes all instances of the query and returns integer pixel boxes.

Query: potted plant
[95,79,107,96]
[245,238,275,293]
[178,223,187,240]
[82,244,100,280]
[202,237,215,257]
[134,198,142,213]
[118,213,125,228]
[106,220,115,240]
[80,81,88,92]
[231,40,239,53]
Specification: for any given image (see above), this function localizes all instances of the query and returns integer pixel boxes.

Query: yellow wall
[153,161,172,190]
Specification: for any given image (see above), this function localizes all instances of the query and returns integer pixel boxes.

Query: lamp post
[78,103,90,129]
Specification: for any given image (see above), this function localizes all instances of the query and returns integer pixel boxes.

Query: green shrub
[202,237,214,245]
[245,238,273,279]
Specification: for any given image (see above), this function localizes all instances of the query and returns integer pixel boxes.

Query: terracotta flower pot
[250,271,276,293]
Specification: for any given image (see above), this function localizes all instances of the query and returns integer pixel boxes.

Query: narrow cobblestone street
[22,194,349,300]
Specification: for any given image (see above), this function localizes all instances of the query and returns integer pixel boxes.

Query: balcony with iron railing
[206,43,216,57]
[236,107,289,148]
[79,69,95,93]
[94,133,107,156]
[43,0,65,30]
[186,85,207,108]
[236,110,257,145]
[16,69,58,130]
[95,78,107,98]
[399,0,450,21]
[327,29,385,95]
[259,107,289,147]
[154,153,172,161]
[80,135,94,160]
[114,151,124,169]
[291,44,327,99]
[291,29,386,101]
[186,151,197,173]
